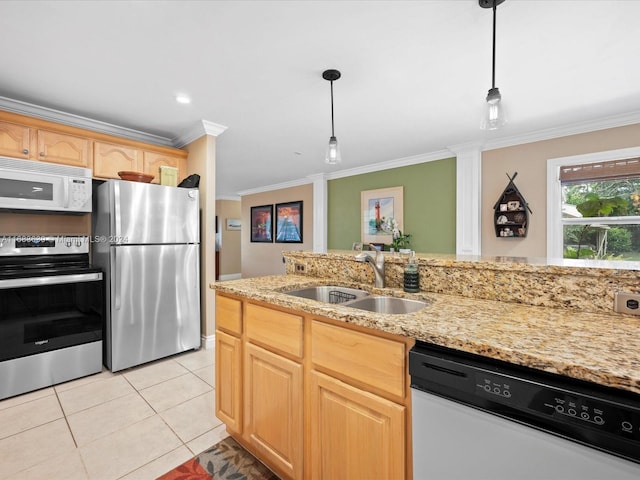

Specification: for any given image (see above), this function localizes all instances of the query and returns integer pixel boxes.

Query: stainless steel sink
[284,285,370,304]
[345,296,428,314]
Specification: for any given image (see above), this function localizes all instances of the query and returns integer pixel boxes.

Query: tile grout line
[113,367,216,479]
[0,350,215,480]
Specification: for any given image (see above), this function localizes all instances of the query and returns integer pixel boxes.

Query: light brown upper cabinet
[93,141,142,179]
[36,129,92,167]
[1,110,189,182]
[143,151,186,184]
[0,120,31,159]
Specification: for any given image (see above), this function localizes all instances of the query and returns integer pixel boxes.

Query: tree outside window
[562,178,640,260]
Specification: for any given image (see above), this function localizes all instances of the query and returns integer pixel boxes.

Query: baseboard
[219,273,242,281]
[201,334,215,350]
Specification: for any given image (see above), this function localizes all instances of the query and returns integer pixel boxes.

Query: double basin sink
[284,285,428,315]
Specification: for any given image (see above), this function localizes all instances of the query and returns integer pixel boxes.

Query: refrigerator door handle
[114,181,121,238]
[114,248,121,310]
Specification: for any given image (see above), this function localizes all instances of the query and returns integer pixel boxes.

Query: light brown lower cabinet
[244,342,303,479]
[310,370,406,480]
[214,292,413,480]
[215,329,242,434]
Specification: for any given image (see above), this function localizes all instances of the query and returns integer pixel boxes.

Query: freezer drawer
[106,244,200,371]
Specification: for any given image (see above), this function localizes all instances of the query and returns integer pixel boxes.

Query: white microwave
[0,156,92,214]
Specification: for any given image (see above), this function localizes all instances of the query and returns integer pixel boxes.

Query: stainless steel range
[0,235,104,400]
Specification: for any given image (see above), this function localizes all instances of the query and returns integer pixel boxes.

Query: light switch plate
[614,292,640,315]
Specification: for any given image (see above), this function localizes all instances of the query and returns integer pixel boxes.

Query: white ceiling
[2,0,640,198]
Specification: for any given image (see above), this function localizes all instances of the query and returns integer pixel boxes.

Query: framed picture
[250,205,273,242]
[275,201,303,243]
[361,186,404,245]
[226,218,241,231]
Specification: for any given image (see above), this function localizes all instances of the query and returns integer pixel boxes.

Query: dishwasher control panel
[474,371,640,442]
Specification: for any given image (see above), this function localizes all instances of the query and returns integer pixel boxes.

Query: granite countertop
[211,275,640,396]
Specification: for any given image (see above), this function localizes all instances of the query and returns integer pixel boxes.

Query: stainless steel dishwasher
[409,341,640,480]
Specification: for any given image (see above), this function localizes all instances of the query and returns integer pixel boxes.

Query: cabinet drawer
[216,294,242,335]
[246,304,303,359]
[311,320,406,398]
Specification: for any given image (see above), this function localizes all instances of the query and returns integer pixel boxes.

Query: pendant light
[480,0,507,130]
[322,69,342,164]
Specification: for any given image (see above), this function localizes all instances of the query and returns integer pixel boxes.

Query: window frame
[546,146,640,258]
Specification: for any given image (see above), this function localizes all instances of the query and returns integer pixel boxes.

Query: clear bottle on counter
[403,251,420,293]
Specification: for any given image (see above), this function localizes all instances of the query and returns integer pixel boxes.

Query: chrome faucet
[355,246,385,288]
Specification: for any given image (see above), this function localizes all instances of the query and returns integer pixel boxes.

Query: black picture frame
[275,201,303,243]
[250,204,273,242]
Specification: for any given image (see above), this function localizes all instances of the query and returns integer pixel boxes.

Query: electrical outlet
[614,292,640,315]
[295,263,306,273]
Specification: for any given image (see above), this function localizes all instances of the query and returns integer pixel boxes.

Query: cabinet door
[93,141,142,179]
[215,329,242,434]
[143,151,185,184]
[310,371,405,480]
[244,342,303,479]
[0,120,31,159]
[36,129,91,167]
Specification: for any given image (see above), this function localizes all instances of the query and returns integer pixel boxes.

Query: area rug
[157,436,279,480]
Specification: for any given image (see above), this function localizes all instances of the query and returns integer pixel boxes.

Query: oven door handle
[0,272,103,289]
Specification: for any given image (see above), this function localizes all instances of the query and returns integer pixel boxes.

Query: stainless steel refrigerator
[94,180,200,371]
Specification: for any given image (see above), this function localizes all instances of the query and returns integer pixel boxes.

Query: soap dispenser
[403,251,420,293]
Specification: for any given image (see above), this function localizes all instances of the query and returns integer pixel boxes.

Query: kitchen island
[211,251,640,479]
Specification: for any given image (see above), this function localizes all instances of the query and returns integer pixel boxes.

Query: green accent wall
[328,158,456,253]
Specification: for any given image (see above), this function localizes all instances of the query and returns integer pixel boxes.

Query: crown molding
[173,119,228,147]
[216,195,241,202]
[236,177,312,197]
[326,149,454,180]
[482,110,640,151]
[447,141,484,155]
[0,96,175,147]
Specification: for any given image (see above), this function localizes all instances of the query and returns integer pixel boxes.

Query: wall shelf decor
[493,172,532,238]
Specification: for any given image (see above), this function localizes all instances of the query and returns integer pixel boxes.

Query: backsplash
[283,251,640,315]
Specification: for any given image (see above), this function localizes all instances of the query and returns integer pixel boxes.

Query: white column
[449,143,483,256]
[308,173,328,253]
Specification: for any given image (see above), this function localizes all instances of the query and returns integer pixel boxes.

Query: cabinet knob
[39,152,45,157]
[22,149,28,155]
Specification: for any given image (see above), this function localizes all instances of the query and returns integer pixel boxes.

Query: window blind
[560,157,640,183]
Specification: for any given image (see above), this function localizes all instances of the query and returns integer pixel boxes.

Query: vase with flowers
[383,218,411,252]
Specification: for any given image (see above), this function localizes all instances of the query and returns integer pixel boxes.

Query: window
[547,147,640,260]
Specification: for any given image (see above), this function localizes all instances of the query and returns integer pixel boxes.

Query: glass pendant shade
[481,87,506,130]
[325,136,341,164]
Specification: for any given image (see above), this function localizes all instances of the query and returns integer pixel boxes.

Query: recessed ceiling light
[175,94,191,104]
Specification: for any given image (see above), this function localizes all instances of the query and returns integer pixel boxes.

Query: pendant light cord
[330,80,336,137]
[491,1,497,89]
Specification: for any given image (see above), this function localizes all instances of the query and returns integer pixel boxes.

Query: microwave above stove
[0,156,92,214]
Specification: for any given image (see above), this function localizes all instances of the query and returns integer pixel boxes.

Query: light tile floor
[0,348,229,480]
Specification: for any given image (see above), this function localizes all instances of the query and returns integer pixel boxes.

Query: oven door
[0,272,103,362]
